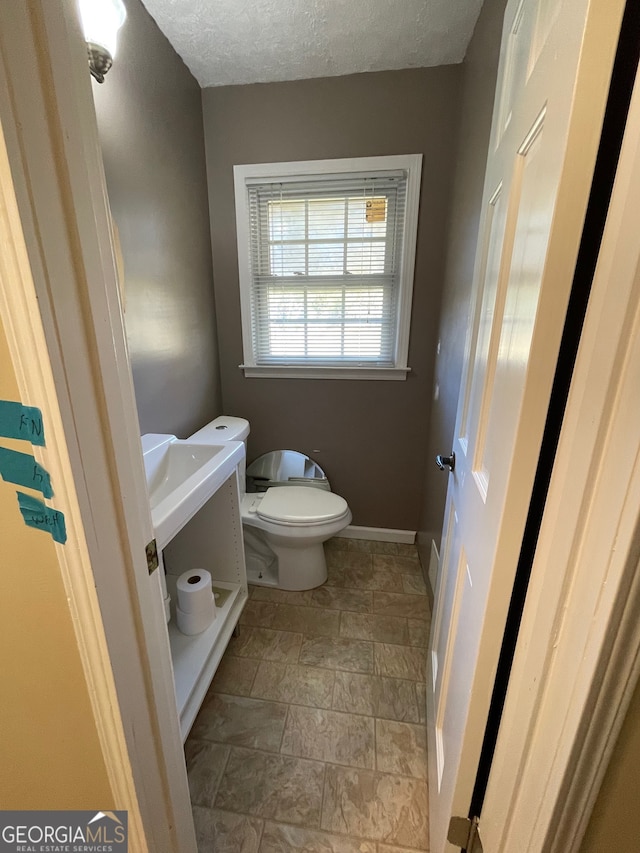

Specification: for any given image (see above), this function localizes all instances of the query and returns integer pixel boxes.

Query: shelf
[166,576,247,740]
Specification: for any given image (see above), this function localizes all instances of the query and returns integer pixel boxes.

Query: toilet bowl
[189,417,352,590]
[242,487,351,590]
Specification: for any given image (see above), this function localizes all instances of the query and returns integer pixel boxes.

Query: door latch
[436,451,456,473]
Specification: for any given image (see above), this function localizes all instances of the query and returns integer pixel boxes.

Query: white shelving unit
[162,468,247,741]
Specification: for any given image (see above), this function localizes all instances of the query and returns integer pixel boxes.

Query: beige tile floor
[186,537,432,852]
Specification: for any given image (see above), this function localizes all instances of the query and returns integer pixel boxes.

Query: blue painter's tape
[17,492,46,513]
[0,446,53,498]
[16,491,67,544]
[0,400,45,445]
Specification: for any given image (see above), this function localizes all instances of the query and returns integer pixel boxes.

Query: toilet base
[245,555,279,588]
[242,525,331,591]
[246,568,278,589]
[269,539,328,590]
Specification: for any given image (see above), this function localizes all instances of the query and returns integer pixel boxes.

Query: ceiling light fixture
[78,0,127,83]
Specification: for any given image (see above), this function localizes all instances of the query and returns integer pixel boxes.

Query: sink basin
[141,433,245,548]
[148,443,225,509]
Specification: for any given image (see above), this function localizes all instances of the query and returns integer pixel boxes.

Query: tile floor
[185,537,432,852]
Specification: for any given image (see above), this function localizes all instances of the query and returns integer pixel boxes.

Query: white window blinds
[246,172,408,367]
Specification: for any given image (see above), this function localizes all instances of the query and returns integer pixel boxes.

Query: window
[234,155,422,379]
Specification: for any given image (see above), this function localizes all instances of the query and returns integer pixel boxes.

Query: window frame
[233,154,423,380]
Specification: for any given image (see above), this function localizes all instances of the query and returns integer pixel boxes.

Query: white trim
[552,549,640,853]
[234,154,422,377]
[240,365,411,380]
[0,3,196,850]
[335,525,416,544]
[0,114,145,844]
[234,154,423,179]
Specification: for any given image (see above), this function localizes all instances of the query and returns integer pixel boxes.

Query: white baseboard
[335,525,416,544]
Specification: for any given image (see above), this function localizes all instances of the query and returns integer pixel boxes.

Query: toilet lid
[257,486,349,524]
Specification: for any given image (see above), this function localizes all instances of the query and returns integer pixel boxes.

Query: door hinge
[146,539,159,575]
[448,815,483,852]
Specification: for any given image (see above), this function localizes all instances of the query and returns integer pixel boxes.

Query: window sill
[239,365,411,381]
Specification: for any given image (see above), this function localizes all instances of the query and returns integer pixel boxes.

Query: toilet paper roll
[176,598,216,636]
[176,568,214,614]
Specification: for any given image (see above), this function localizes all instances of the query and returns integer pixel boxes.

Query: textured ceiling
[140,0,484,88]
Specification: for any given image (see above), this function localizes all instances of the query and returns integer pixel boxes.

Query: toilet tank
[189,416,250,492]
[190,416,250,444]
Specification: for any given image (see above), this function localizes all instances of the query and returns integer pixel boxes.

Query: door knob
[436,451,455,473]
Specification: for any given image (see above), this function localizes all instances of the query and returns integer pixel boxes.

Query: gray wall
[202,68,462,529]
[580,674,640,851]
[417,0,507,561]
[92,0,221,438]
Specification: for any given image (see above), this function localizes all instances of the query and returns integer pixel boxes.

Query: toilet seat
[251,486,349,526]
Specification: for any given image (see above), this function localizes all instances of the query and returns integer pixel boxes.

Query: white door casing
[0,3,196,850]
[427,0,625,850]
[0,103,145,842]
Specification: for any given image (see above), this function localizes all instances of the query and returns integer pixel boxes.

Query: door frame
[0,2,195,850]
[0,84,147,846]
[479,54,640,852]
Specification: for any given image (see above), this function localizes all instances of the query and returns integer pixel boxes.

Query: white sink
[141,433,245,548]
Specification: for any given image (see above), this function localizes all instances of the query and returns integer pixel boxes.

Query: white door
[427,0,625,850]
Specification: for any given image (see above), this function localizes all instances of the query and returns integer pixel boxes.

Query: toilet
[189,416,351,590]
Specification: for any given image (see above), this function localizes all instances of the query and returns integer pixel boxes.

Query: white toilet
[189,416,351,590]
